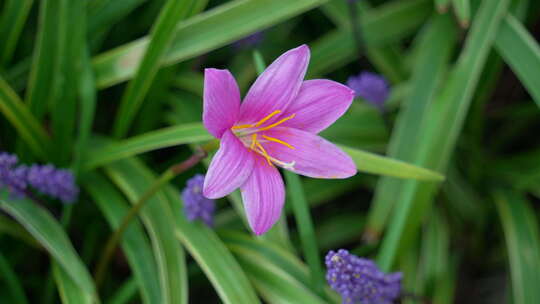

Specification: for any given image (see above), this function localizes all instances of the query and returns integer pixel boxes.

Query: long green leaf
[494,190,540,304]
[340,145,444,181]
[0,76,51,159]
[53,264,93,304]
[495,15,540,107]
[25,0,66,119]
[82,123,211,170]
[105,160,187,304]
[85,172,162,304]
[0,0,33,65]
[0,199,96,297]
[92,0,328,88]
[452,0,470,27]
[377,0,511,270]
[366,14,456,238]
[0,252,29,304]
[113,0,197,137]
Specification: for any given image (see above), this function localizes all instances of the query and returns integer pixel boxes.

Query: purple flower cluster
[181,174,215,227]
[325,249,402,304]
[346,71,390,110]
[0,152,79,203]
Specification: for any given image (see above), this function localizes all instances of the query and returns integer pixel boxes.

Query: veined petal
[203,130,254,198]
[281,79,354,133]
[240,155,285,235]
[203,68,241,138]
[238,45,310,124]
[263,127,356,179]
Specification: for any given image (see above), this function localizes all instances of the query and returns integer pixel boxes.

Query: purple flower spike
[346,71,390,110]
[182,174,215,227]
[325,249,402,304]
[0,152,28,197]
[26,165,79,204]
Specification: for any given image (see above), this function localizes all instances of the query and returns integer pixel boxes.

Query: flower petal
[240,155,285,235]
[238,45,310,124]
[203,68,241,138]
[280,79,354,133]
[262,127,357,179]
[203,130,254,198]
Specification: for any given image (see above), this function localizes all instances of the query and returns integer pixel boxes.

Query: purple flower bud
[233,31,265,50]
[325,249,402,304]
[346,71,390,110]
[181,174,215,227]
[26,164,79,204]
[0,152,27,197]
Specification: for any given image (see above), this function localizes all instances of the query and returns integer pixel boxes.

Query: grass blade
[495,15,540,107]
[53,264,93,304]
[377,0,511,270]
[92,0,328,88]
[85,172,162,304]
[112,0,197,137]
[494,190,540,304]
[366,14,457,239]
[105,160,187,304]
[0,198,96,297]
[0,0,33,65]
[0,76,51,159]
[0,252,29,304]
[284,171,325,297]
[452,0,470,27]
[82,123,211,171]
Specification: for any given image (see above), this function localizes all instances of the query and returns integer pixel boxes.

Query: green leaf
[283,171,325,297]
[25,0,66,119]
[221,231,332,304]
[377,0,511,270]
[0,199,96,297]
[494,190,540,304]
[84,172,162,304]
[53,264,93,304]
[0,0,33,65]
[112,0,198,137]
[82,123,212,171]
[366,14,457,238]
[0,252,29,304]
[339,145,444,181]
[92,0,328,88]
[0,76,52,159]
[105,160,187,304]
[309,0,431,78]
[106,278,139,304]
[452,0,470,27]
[495,15,540,108]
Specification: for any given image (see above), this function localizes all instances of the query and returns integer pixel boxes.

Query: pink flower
[202,45,356,235]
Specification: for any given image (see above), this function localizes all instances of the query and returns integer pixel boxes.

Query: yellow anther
[255,142,273,166]
[250,133,257,149]
[257,113,296,132]
[254,110,281,127]
[231,124,254,130]
[261,135,295,149]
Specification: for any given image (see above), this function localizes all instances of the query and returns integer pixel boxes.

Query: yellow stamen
[254,110,281,127]
[250,133,257,149]
[255,142,273,166]
[257,113,296,132]
[261,135,295,149]
[231,124,254,130]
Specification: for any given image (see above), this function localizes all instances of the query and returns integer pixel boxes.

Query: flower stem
[93,148,207,288]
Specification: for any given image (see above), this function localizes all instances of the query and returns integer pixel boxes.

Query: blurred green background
[1,0,540,303]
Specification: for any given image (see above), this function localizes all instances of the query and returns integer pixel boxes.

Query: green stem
[93,148,207,288]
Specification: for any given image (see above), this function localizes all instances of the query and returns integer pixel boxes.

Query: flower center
[231,110,296,169]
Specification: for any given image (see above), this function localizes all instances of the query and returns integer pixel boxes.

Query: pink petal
[203,130,254,198]
[203,68,241,138]
[238,45,310,124]
[280,80,354,133]
[262,127,357,179]
[240,155,285,235]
